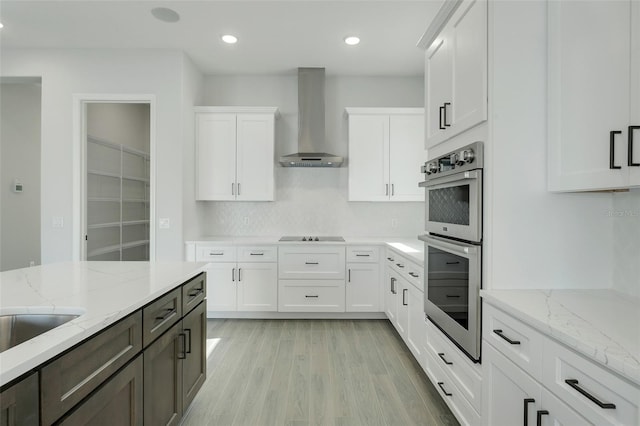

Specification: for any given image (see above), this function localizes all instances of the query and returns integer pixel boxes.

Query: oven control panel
[421,141,483,180]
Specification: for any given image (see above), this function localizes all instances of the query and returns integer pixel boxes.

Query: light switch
[159,218,170,229]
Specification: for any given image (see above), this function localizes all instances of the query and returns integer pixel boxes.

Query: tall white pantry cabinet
[195,107,278,201]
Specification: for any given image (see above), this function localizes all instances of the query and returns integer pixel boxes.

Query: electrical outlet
[159,218,170,229]
[243,216,249,225]
[52,216,64,228]
[391,218,398,228]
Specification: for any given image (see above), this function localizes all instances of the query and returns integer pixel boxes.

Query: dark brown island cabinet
[0,272,206,426]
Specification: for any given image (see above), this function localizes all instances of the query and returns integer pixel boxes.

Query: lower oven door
[419,234,481,362]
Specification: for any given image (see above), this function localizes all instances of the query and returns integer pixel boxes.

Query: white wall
[195,75,425,237]
[0,81,42,271]
[1,49,196,262]
[611,189,640,297]
[87,103,150,152]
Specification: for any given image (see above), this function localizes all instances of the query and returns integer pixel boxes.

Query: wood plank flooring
[181,319,459,426]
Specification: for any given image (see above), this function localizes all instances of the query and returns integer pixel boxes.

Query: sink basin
[0,313,80,353]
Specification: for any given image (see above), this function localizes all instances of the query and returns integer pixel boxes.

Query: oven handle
[419,234,479,257]
[422,169,481,188]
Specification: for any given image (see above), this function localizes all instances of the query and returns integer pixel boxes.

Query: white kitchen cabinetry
[547,0,640,191]
[195,107,278,201]
[346,246,381,312]
[278,245,346,312]
[195,245,277,313]
[483,302,640,426]
[420,0,488,149]
[346,108,425,202]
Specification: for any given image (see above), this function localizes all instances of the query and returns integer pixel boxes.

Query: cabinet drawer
[483,303,544,380]
[426,320,482,413]
[237,245,277,262]
[346,246,380,263]
[425,348,481,426]
[542,338,639,426]
[278,281,345,312]
[405,261,423,291]
[278,246,346,279]
[40,311,142,426]
[182,272,206,314]
[142,287,182,348]
[195,245,236,262]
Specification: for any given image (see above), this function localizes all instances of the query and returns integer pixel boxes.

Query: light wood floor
[181,319,459,426]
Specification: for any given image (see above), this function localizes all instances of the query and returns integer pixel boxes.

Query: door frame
[72,94,157,261]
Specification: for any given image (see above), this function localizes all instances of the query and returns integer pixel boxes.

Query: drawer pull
[188,288,204,298]
[536,410,548,426]
[305,295,319,298]
[390,277,397,295]
[387,257,394,261]
[524,398,535,426]
[250,252,264,256]
[155,308,175,321]
[178,333,187,359]
[408,272,419,278]
[305,262,319,265]
[402,288,408,306]
[564,379,616,409]
[438,352,453,365]
[446,261,460,265]
[446,295,460,298]
[493,329,521,345]
[209,252,224,256]
[396,263,405,268]
[184,328,192,354]
[437,382,452,397]
[356,254,370,257]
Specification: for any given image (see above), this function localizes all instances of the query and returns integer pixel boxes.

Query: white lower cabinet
[384,267,398,323]
[346,245,381,312]
[236,263,278,311]
[204,262,236,312]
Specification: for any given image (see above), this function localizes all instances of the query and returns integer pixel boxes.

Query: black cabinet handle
[305,295,319,298]
[348,269,351,282]
[390,277,396,294]
[396,263,404,268]
[446,295,461,298]
[446,261,460,265]
[438,352,453,365]
[356,254,370,257]
[437,382,452,397]
[232,268,235,282]
[155,308,175,321]
[610,130,622,169]
[305,262,319,265]
[408,272,419,278]
[188,288,204,298]
[184,328,192,354]
[493,329,521,345]
[536,410,548,426]
[402,288,408,306]
[564,379,616,409]
[209,252,224,256]
[387,257,394,262]
[238,268,242,282]
[443,102,451,127]
[250,252,264,256]
[629,126,640,166]
[524,398,535,426]
[439,106,445,130]
[177,333,187,359]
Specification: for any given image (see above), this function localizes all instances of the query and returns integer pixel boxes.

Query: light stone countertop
[185,236,425,264]
[0,261,206,387]
[481,289,640,386]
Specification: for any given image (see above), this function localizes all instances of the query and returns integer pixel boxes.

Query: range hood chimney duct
[279,68,344,167]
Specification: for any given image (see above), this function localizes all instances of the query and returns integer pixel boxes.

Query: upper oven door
[423,169,482,243]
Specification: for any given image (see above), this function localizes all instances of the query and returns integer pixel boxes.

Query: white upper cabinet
[548,0,640,191]
[346,108,425,202]
[195,107,278,201]
[421,0,487,150]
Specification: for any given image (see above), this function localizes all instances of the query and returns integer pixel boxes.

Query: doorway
[78,99,155,261]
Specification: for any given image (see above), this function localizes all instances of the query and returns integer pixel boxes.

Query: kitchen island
[0,261,206,387]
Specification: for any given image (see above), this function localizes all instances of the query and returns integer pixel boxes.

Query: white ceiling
[0,0,442,76]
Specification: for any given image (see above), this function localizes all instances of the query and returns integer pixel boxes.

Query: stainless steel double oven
[419,142,483,362]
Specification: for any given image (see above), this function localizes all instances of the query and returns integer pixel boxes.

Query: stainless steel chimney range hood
[279,68,344,167]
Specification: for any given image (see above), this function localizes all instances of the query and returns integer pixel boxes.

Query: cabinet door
[0,372,38,426]
[538,388,595,426]
[143,322,183,426]
[630,2,640,186]
[182,301,206,412]
[483,343,541,426]
[196,113,237,200]
[384,268,398,323]
[450,0,488,134]
[236,114,275,201]
[389,115,426,201]
[348,114,390,201]
[205,263,237,312]
[236,262,277,311]
[59,356,143,426]
[406,284,426,360]
[548,0,632,191]
[395,278,409,339]
[346,263,381,312]
[425,28,452,148]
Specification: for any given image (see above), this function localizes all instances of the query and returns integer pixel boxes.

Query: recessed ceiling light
[151,7,180,23]
[221,34,238,44]
[0,23,4,29]
[344,36,360,46]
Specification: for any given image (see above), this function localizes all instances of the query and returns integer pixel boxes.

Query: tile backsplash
[198,167,423,238]
[612,189,640,297]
